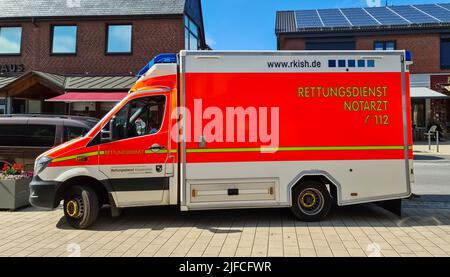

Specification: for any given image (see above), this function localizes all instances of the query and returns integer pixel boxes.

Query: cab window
[111,95,166,141]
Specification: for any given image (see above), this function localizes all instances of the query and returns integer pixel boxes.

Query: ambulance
[30,51,414,229]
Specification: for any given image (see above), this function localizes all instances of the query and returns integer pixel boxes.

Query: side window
[27,125,57,147]
[64,126,89,142]
[110,95,166,141]
[0,124,56,147]
[0,124,27,146]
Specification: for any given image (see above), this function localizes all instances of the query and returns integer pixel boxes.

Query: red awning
[46,92,128,102]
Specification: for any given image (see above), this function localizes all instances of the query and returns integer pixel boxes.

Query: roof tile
[0,0,186,18]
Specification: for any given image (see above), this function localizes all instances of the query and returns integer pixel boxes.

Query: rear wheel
[291,181,331,222]
[63,185,99,229]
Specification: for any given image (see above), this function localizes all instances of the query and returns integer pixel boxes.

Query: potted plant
[0,163,33,210]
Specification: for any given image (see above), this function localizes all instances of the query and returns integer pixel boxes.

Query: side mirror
[101,116,116,143]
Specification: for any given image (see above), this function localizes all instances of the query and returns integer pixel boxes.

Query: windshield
[84,100,124,138]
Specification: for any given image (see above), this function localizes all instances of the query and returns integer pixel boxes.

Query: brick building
[0,0,206,118]
[276,3,450,140]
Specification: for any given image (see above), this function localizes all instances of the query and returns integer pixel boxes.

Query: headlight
[34,156,52,175]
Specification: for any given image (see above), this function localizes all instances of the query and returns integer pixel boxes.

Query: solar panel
[341,8,380,26]
[295,10,323,28]
[414,4,450,21]
[285,4,450,32]
[365,7,409,25]
[318,9,351,27]
[389,5,439,24]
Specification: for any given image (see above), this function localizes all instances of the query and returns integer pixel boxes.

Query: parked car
[0,114,99,171]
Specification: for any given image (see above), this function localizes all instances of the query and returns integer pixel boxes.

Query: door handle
[149,144,165,152]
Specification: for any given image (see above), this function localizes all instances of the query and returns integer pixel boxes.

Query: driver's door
[98,94,172,207]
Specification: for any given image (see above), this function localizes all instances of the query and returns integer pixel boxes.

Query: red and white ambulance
[30,51,414,229]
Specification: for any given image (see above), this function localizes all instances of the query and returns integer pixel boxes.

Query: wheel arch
[55,176,114,207]
[287,170,342,206]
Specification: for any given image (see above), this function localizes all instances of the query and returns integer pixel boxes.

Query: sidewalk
[0,201,449,257]
[413,142,450,156]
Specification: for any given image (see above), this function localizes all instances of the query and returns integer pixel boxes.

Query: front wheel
[291,181,332,222]
[63,185,99,229]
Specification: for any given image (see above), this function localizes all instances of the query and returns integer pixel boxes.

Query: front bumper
[29,176,60,209]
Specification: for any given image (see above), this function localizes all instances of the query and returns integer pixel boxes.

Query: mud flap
[108,193,122,217]
[375,199,402,216]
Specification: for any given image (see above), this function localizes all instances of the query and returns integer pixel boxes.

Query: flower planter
[0,178,31,210]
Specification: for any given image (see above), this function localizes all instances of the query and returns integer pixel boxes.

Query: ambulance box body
[30,51,413,229]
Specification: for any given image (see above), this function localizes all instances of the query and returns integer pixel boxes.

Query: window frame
[100,95,167,144]
[373,40,397,51]
[440,37,450,70]
[185,16,200,50]
[50,24,78,56]
[105,23,133,56]
[0,26,23,56]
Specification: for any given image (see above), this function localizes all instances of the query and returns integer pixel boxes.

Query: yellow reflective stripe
[187,146,412,153]
[52,145,410,162]
[52,151,105,163]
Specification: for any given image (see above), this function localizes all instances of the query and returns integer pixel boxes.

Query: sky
[202,0,442,50]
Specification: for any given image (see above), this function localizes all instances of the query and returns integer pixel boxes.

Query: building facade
[0,0,206,118]
[276,3,450,140]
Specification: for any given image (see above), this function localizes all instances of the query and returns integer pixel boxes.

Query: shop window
[0,98,5,114]
[51,25,77,54]
[412,99,426,128]
[374,41,396,50]
[185,16,200,50]
[441,38,450,70]
[106,24,132,54]
[12,99,26,113]
[0,27,22,55]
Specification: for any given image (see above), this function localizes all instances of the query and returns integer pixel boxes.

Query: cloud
[0,37,20,54]
[206,36,216,47]
[108,26,132,52]
[53,35,77,53]
[0,27,21,54]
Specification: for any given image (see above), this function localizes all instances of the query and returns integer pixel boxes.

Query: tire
[291,181,332,222]
[63,185,99,229]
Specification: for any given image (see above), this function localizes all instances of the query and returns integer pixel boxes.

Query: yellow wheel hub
[66,200,79,218]
[300,192,317,208]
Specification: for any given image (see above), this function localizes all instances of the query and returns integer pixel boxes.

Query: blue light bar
[137,53,177,77]
[405,51,413,62]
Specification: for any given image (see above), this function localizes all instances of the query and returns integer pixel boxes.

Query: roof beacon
[137,53,177,77]
[405,50,413,66]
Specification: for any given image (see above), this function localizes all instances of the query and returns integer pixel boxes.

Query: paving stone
[0,204,449,257]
